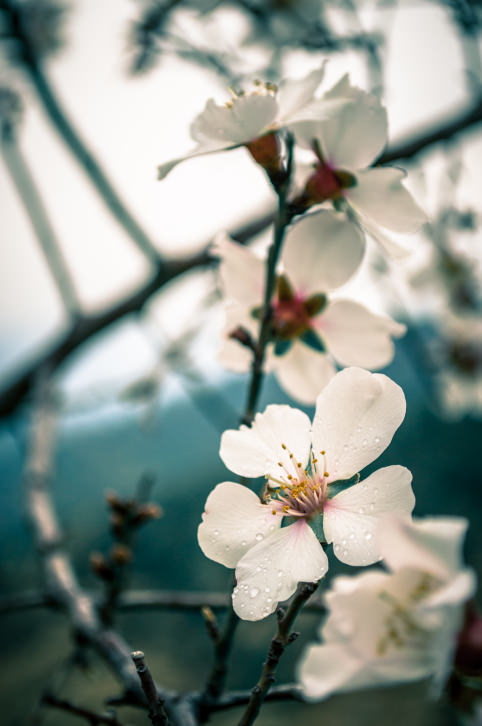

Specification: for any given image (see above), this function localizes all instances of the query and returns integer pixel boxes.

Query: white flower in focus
[198,367,415,620]
[291,76,428,258]
[215,210,405,404]
[298,515,476,700]
[158,64,354,180]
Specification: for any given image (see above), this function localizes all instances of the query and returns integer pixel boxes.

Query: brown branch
[237,582,319,726]
[214,683,303,711]
[23,373,149,702]
[42,693,126,726]
[0,211,273,419]
[1,124,80,317]
[132,651,170,726]
[1,0,162,265]
[379,97,482,165]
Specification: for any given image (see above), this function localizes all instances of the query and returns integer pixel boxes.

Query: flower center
[265,445,330,519]
[272,296,311,339]
[376,574,437,656]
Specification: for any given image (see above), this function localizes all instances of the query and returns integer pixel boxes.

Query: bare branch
[379,97,482,165]
[236,582,319,726]
[1,0,162,264]
[23,372,162,706]
[42,693,126,726]
[214,683,303,711]
[132,651,170,726]
[1,115,80,317]
[0,211,273,419]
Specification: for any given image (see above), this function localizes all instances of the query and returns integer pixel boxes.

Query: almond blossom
[298,515,476,700]
[291,76,428,258]
[215,210,405,404]
[198,367,415,620]
[157,64,356,180]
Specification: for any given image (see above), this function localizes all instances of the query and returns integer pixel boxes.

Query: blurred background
[0,0,481,724]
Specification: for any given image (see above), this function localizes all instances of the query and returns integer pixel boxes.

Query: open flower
[291,76,427,258]
[215,210,405,404]
[198,367,415,620]
[298,515,476,700]
[157,64,358,180]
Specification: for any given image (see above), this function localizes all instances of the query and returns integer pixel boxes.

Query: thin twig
[214,683,303,711]
[198,134,296,723]
[1,0,162,265]
[131,651,170,726]
[42,693,126,726]
[237,582,319,726]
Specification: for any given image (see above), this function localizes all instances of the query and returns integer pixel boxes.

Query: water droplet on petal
[241,540,247,547]
[250,587,259,598]
[374,436,380,444]
[365,532,373,541]
[255,533,264,542]
[213,530,219,536]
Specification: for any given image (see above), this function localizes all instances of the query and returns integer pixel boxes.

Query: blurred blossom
[298,515,475,700]
[291,75,427,258]
[215,211,405,404]
[198,367,414,620]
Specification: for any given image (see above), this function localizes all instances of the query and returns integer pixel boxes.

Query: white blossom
[157,66,367,180]
[298,515,476,700]
[198,367,415,620]
[215,210,405,404]
[291,76,427,258]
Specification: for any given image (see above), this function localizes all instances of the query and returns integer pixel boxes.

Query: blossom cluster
[158,65,475,705]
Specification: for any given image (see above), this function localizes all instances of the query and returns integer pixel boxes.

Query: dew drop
[255,533,264,542]
[250,587,260,598]
[241,540,247,547]
[343,444,349,452]
[362,439,367,447]
[213,530,219,537]
[374,436,380,444]
[267,597,273,603]
[277,570,284,577]
[264,587,270,593]
[364,532,373,541]
[358,507,365,514]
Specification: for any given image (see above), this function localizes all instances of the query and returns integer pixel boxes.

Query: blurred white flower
[198,367,414,620]
[215,210,405,404]
[298,515,475,700]
[291,76,427,258]
[157,66,373,180]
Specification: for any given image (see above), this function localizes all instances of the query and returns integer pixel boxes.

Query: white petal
[296,89,387,169]
[212,232,265,306]
[273,342,336,405]
[298,642,362,701]
[220,404,312,479]
[378,515,470,579]
[312,367,406,480]
[158,141,232,180]
[319,299,406,369]
[198,482,281,568]
[347,168,428,234]
[190,94,279,146]
[359,216,414,258]
[324,466,415,566]
[233,519,328,620]
[282,211,365,294]
[277,63,326,122]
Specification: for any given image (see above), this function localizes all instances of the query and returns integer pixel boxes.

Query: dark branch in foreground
[214,683,303,711]
[237,582,319,726]
[42,693,126,726]
[132,651,170,725]
[0,212,272,419]
[379,97,482,165]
